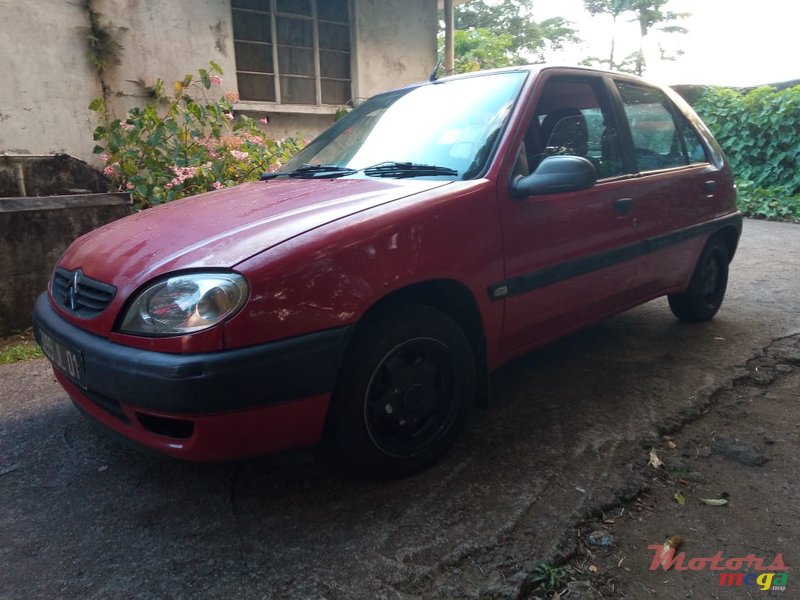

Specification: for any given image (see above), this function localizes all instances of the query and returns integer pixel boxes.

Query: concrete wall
[1,0,438,164]
[352,0,438,103]
[1,0,236,166]
[1,2,101,163]
[0,155,108,198]
[0,194,132,336]
[101,0,237,117]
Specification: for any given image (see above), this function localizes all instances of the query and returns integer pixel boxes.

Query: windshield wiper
[261,161,458,181]
[362,161,459,178]
[260,163,357,180]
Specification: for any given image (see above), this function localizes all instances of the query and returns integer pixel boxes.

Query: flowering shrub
[90,62,304,209]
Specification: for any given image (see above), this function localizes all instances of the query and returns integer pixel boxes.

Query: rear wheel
[330,303,475,477]
[668,237,730,322]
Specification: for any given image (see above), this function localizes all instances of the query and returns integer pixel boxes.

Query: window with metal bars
[232,0,351,105]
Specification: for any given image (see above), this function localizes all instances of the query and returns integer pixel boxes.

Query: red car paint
[56,371,331,461]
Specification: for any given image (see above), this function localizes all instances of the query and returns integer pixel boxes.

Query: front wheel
[668,237,730,322]
[329,303,475,478]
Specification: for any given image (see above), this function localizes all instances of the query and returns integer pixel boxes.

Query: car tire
[668,237,730,322]
[329,302,475,478]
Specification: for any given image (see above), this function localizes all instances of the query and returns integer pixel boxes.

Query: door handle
[704,180,717,195]
[613,197,635,215]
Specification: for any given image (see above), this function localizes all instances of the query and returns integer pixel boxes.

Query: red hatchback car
[34,66,741,476]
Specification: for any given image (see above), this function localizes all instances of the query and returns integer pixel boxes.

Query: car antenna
[429,56,443,82]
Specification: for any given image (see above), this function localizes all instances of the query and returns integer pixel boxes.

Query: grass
[0,329,44,364]
[0,343,43,365]
[530,561,568,594]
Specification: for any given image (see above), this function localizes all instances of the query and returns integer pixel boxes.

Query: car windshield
[280,71,527,180]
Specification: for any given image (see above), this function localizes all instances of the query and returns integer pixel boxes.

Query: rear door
[609,79,727,294]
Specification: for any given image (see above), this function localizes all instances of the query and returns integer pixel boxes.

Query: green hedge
[693,85,800,222]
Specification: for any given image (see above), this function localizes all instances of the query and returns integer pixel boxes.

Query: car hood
[59,178,451,287]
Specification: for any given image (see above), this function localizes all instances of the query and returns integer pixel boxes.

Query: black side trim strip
[488,213,742,300]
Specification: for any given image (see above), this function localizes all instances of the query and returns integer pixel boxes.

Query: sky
[531,0,800,87]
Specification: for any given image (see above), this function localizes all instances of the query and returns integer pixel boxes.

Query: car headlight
[119,272,249,336]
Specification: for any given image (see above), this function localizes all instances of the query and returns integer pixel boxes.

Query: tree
[442,0,579,72]
[629,0,689,74]
[451,29,518,73]
[583,0,688,75]
[583,0,632,71]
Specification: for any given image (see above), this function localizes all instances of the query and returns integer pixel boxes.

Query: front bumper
[33,293,351,460]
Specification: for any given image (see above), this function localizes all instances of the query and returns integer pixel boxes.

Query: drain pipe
[15,162,27,197]
[444,0,454,76]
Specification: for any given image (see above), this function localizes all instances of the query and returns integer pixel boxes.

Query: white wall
[352,0,438,103]
[0,0,236,166]
[1,1,101,162]
[101,0,237,118]
[0,0,438,167]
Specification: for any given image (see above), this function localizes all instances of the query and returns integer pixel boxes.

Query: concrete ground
[1,219,798,599]
[569,337,799,599]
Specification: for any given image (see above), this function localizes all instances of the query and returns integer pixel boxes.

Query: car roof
[380,64,652,99]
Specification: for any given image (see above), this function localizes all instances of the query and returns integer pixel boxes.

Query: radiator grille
[52,268,115,318]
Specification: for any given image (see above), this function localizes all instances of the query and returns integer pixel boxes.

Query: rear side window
[679,117,708,164]
[615,81,707,171]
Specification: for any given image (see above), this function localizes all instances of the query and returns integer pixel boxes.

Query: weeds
[0,343,43,365]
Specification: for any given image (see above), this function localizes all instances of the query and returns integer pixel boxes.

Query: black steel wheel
[668,237,730,322]
[329,303,475,477]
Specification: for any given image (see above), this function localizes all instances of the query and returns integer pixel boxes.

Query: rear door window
[615,81,707,171]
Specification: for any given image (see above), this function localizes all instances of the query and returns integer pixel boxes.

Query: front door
[495,72,647,359]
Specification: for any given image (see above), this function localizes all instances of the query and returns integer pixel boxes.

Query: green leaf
[146,125,164,147]
[199,68,211,89]
[122,161,137,176]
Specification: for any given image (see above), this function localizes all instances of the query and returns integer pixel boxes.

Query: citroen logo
[66,270,81,311]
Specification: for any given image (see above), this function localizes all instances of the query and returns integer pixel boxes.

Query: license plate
[37,326,87,388]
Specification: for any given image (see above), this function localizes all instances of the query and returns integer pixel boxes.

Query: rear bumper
[33,293,350,460]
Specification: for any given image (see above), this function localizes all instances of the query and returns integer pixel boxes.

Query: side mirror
[510,155,597,199]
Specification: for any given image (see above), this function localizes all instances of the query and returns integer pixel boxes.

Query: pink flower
[103,164,118,177]
[230,150,249,160]
[100,152,110,164]
[120,122,135,132]
[164,182,173,190]
[224,112,234,121]
[126,182,135,190]
[259,117,270,125]
[170,166,198,183]
[212,181,225,190]
[210,75,223,86]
